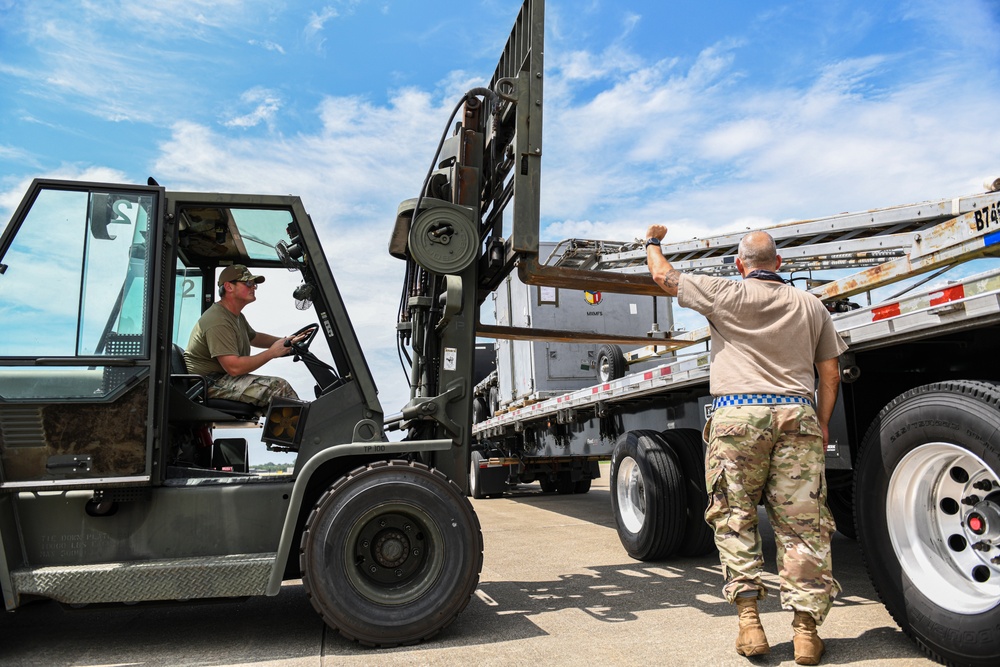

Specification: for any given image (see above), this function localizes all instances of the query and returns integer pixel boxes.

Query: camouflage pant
[703,404,841,624]
[207,373,298,409]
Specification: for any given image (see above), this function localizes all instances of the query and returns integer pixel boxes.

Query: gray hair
[738,231,778,270]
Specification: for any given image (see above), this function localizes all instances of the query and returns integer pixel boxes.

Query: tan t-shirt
[678,273,848,398]
[184,303,258,376]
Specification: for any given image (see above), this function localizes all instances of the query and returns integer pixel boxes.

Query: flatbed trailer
[472,186,1000,667]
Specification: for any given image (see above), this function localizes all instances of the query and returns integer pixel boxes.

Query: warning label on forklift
[444,347,457,371]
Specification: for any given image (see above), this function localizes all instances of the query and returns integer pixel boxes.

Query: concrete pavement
[0,466,936,666]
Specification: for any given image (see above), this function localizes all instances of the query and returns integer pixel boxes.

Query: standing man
[645,225,847,666]
[185,264,301,409]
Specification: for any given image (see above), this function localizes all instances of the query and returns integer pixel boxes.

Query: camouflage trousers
[703,404,841,624]
[207,373,298,409]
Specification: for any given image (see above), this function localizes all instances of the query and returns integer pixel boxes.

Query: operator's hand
[287,331,309,346]
[270,337,294,358]
[646,224,667,241]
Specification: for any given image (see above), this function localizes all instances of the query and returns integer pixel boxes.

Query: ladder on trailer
[475,188,1000,435]
[548,189,1000,346]
[552,190,1000,287]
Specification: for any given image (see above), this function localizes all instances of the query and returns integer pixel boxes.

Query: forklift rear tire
[855,381,1000,667]
[611,430,686,561]
[300,460,483,647]
[659,428,716,557]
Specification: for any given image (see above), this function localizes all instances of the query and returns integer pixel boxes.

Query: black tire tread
[854,380,1000,667]
[659,428,716,557]
[611,430,686,561]
[598,344,627,382]
[299,459,483,648]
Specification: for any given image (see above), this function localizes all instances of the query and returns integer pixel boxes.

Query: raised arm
[645,224,682,297]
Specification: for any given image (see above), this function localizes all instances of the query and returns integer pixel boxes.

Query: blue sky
[2,0,1000,458]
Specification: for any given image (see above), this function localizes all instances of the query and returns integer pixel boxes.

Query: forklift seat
[170,344,261,421]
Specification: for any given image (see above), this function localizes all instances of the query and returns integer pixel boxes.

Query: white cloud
[5,0,275,123]
[249,39,286,54]
[305,5,341,51]
[536,7,1000,243]
[223,87,283,129]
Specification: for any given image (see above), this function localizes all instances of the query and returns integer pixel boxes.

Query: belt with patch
[712,393,813,409]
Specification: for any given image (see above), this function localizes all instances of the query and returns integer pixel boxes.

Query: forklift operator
[184,264,303,409]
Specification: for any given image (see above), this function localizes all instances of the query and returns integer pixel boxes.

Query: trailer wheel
[660,428,716,557]
[597,344,627,382]
[556,471,576,494]
[575,477,593,494]
[855,381,1000,666]
[488,386,500,417]
[300,460,483,647]
[611,430,686,561]
[472,397,488,424]
[469,450,485,499]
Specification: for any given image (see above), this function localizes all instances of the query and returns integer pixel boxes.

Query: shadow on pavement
[502,484,618,527]
[0,586,323,667]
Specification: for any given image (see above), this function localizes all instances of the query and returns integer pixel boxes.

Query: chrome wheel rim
[469,456,479,497]
[887,442,1000,614]
[617,456,646,533]
[599,356,612,382]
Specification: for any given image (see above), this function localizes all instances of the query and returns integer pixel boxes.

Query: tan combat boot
[734,597,770,656]
[792,611,825,665]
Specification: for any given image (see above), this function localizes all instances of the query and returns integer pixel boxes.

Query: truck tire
[300,460,483,647]
[855,381,1000,667]
[597,344,627,382]
[469,450,485,499]
[488,386,500,417]
[556,471,575,494]
[660,428,716,557]
[575,477,593,494]
[472,397,488,423]
[611,430,686,561]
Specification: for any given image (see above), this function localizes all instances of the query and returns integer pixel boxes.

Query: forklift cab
[0,179,384,491]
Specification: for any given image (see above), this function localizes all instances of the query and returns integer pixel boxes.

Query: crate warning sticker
[444,347,457,371]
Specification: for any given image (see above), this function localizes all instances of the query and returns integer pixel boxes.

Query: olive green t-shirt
[184,303,258,376]
[677,273,848,398]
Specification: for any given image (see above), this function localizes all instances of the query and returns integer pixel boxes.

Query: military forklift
[0,0,553,649]
[0,177,486,645]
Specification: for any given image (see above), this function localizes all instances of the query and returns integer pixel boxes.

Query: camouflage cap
[218,264,265,286]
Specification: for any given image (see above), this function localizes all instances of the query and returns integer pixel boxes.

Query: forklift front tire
[300,460,483,646]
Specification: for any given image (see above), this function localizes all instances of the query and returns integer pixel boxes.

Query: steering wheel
[286,323,319,357]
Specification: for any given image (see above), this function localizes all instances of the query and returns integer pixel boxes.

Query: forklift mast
[388,0,545,489]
